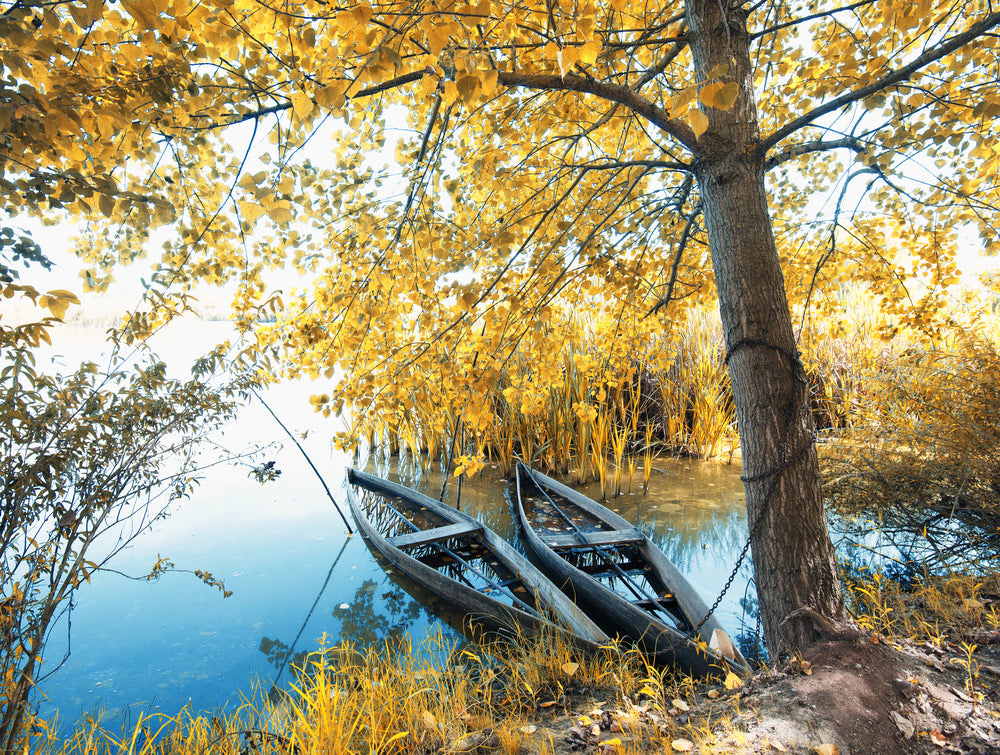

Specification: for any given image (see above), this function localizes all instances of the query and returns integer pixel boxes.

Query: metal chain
[684,337,815,643]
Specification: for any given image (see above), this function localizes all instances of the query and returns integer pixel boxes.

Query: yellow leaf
[315,81,350,110]
[724,671,743,690]
[714,82,740,111]
[579,39,601,66]
[351,3,372,26]
[671,85,697,115]
[558,46,580,77]
[481,69,498,97]
[98,193,115,217]
[422,710,437,729]
[456,74,481,103]
[812,745,840,755]
[561,661,579,677]
[46,289,80,304]
[38,290,80,320]
[119,0,159,30]
[671,739,694,752]
[291,90,314,121]
[268,200,293,224]
[239,202,266,223]
[689,108,709,139]
[706,63,730,79]
[671,698,690,712]
[699,81,723,109]
[441,80,459,108]
[428,24,451,55]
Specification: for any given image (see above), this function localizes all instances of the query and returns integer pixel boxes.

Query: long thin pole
[252,388,354,535]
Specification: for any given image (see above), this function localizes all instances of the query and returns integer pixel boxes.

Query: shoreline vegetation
[21,570,1000,754]
[10,285,1000,753]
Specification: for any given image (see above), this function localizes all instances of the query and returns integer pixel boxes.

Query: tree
[0,307,252,751]
[4,0,999,657]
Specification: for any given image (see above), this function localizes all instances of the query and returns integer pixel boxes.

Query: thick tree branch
[215,69,697,154]
[764,137,866,171]
[496,70,698,151]
[573,158,691,172]
[761,10,1000,152]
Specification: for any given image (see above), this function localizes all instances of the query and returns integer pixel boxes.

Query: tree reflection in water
[258,570,433,700]
[331,579,424,648]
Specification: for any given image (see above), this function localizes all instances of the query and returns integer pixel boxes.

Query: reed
[354,289,995,486]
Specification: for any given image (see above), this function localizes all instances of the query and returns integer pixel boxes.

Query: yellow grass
[18,627,724,755]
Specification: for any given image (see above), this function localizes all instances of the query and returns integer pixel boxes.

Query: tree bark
[684,0,846,656]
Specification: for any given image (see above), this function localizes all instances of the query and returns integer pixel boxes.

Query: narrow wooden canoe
[513,463,749,676]
[347,467,610,651]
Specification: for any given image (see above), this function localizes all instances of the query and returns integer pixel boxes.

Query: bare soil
[454,635,1000,754]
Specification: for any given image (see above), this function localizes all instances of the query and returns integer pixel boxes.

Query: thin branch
[761,10,1000,152]
[217,71,427,127]
[416,92,442,163]
[634,36,688,89]
[764,137,867,171]
[751,0,878,41]
[647,206,702,316]
[797,167,877,335]
[251,388,354,535]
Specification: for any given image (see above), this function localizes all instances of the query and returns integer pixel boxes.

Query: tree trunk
[684,0,846,656]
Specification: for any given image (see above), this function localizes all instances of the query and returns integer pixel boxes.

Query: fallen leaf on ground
[671,739,694,752]
[812,745,840,755]
[929,729,948,746]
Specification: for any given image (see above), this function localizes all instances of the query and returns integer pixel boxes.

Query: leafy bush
[823,331,1000,571]
[0,307,253,752]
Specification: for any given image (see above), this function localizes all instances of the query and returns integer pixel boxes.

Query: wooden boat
[346,467,610,651]
[513,463,749,676]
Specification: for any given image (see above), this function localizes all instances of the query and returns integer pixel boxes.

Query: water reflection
[331,579,425,648]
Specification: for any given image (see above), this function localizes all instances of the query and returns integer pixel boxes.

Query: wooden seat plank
[388,521,482,549]
[543,528,646,549]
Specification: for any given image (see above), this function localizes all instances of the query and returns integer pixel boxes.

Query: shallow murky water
[32,321,753,728]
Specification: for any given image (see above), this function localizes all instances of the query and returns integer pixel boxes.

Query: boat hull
[347,467,610,651]
[513,464,748,675]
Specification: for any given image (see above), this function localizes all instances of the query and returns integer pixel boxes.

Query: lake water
[32,320,754,729]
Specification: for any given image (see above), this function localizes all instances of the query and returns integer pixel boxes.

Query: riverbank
[25,594,999,754]
[517,636,1000,755]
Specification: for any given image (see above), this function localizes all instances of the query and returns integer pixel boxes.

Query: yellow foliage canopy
[2,0,999,445]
